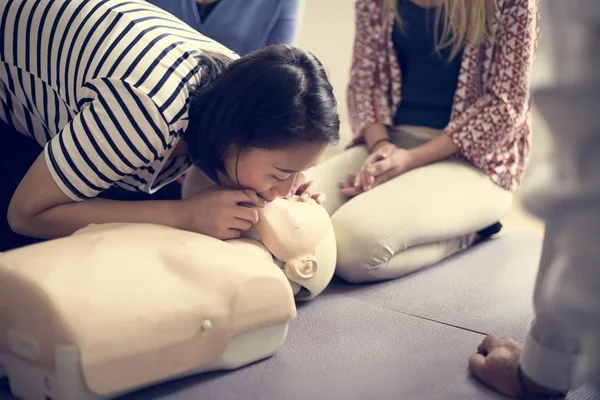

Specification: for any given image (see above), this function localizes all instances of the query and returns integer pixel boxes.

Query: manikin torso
[0,166,337,398]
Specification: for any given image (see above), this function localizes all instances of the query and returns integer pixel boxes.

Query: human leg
[304,146,368,215]
[331,158,513,283]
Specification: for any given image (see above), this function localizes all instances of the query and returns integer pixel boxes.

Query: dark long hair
[185,45,340,182]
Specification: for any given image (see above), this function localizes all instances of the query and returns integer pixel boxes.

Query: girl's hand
[181,188,266,240]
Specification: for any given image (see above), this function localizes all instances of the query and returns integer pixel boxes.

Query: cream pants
[305,125,513,283]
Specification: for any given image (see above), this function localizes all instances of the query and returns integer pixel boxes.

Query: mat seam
[346,294,489,336]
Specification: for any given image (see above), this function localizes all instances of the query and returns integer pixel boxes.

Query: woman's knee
[334,228,474,283]
[331,213,399,283]
[306,147,369,215]
[331,209,477,284]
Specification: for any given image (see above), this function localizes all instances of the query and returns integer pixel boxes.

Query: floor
[295,0,555,237]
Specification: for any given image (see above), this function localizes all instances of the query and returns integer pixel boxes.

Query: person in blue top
[147,0,303,56]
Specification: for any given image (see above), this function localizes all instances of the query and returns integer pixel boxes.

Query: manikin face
[219,142,325,202]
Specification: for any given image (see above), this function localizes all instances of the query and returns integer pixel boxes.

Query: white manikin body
[0,173,337,400]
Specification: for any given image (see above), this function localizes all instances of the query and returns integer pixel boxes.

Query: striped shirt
[0,0,237,201]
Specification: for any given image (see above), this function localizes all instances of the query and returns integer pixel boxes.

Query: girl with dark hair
[0,0,339,252]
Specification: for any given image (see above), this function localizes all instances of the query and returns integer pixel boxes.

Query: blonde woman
[307,0,539,283]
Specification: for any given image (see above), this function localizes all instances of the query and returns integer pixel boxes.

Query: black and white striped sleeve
[44,79,170,201]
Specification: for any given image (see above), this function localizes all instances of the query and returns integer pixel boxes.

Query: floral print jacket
[347,0,540,191]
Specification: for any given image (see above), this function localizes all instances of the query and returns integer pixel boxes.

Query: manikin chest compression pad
[0,223,296,396]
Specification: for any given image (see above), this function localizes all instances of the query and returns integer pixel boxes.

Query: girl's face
[219,142,326,202]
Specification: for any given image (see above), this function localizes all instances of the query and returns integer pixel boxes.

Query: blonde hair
[384,0,498,60]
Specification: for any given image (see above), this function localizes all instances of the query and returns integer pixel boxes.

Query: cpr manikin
[182,167,337,300]
[0,171,337,400]
[233,195,336,300]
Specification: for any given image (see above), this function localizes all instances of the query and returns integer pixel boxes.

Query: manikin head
[240,195,336,300]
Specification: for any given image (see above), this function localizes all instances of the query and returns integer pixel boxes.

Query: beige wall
[296,1,355,147]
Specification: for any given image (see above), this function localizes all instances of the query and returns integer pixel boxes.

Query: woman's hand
[468,334,524,398]
[181,188,267,240]
[340,143,416,197]
[358,142,397,191]
[286,172,326,205]
[469,334,567,399]
[364,146,415,185]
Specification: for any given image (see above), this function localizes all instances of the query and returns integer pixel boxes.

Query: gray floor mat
[325,231,543,340]
[116,295,505,400]
[2,231,598,399]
